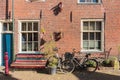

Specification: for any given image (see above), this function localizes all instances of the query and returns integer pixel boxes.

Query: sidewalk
[0,66,120,80]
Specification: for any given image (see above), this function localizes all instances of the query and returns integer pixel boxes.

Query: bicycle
[61,49,99,73]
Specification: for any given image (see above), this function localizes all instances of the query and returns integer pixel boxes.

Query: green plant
[48,56,58,68]
[109,56,118,67]
[86,60,96,67]
[102,59,111,67]
[43,39,56,58]
[102,56,118,67]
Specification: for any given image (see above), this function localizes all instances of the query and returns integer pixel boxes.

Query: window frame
[78,0,101,4]
[0,21,13,33]
[18,20,40,53]
[81,19,104,52]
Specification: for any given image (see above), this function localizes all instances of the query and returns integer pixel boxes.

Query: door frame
[0,22,2,66]
[0,20,13,66]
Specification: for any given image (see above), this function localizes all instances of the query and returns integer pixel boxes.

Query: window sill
[81,50,103,53]
[18,51,41,54]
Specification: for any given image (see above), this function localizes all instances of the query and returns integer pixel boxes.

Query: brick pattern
[0,0,120,56]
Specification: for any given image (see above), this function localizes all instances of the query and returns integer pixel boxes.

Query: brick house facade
[0,0,120,65]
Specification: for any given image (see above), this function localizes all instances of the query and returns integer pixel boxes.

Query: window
[81,19,104,52]
[20,21,39,52]
[78,0,101,4]
[3,22,13,32]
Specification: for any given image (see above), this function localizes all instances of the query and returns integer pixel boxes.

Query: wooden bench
[10,54,47,68]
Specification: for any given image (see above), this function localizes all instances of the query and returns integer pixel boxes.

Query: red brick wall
[0,0,6,19]
[104,0,120,55]
[2,0,120,56]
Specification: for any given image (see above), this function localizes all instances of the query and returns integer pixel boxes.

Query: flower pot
[87,67,95,71]
[49,67,57,75]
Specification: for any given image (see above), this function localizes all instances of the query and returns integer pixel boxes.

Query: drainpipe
[5,0,8,19]
[12,0,15,60]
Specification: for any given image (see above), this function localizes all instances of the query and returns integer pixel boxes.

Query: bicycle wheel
[61,60,75,73]
[83,59,98,72]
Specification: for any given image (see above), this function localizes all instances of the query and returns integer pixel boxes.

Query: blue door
[2,34,13,65]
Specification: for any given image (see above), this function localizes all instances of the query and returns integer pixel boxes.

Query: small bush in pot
[48,56,58,75]
[102,59,111,67]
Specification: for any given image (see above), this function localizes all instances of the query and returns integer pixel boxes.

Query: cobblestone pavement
[0,66,120,80]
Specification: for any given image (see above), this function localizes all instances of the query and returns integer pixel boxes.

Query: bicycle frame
[71,54,88,67]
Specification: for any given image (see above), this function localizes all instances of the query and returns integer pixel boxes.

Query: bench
[10,54,47,68]
[90,48,112,59]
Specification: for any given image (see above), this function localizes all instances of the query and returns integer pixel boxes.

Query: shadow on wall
[51,2,62,16]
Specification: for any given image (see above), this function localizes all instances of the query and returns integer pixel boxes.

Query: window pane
[86,0,92,2]
[9,23,13,31]
[22,23,26,31]
[93,0,98,2]
[96,21,101,30]
[3,23,7,31]
[21,21,39,52]
[33,22,38,31]
[83,32,88,40]
[90,32,94,40]
[22,33,27,41]
[95,41,101,49]
[83,22,89,30]
[80,0,85,2]
[96,32,101,40]
[28,42,32,51]
[34,42,38,51]
[89,40,95,49]
[28,22,32,31]
[34,33,38,41]
[28,33,32,41]
[90,22,95,30]
[22,42,27,51]
[83,41,88,49]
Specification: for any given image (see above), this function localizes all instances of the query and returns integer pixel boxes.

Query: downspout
[39,10,42,52]
[5,0,8,19]
[12,0,15,60]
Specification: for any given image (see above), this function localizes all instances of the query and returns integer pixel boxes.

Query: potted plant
[43,36,58,74]
[102,59,111,67]
[86,60,97,71]
[48,56,58,75]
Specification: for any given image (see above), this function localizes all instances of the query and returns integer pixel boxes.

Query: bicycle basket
[64,52,74,60]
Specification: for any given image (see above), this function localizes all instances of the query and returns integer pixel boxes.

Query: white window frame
[78,0,101,4]
[2,22,13,33]
[18,20,40,54]
[81,19,104,52]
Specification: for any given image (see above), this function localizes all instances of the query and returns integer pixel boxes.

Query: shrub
[102,59,111,67]
[48,56,58,68]
[102,56,118,67]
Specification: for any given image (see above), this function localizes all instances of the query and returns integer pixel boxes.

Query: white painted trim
[0,22,3,66]
[18,20,40,54]
[18,21,21,53]
[80,19,104,52]
[0,20,13,66]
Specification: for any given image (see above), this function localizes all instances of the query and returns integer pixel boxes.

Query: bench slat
[10,53,47,68]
